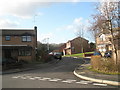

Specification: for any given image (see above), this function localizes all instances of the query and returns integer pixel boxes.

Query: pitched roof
[67,37,89,43]
[1,29,36,36]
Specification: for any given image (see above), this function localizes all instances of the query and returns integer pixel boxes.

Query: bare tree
[75,24,85,53]
[90,1,119,64]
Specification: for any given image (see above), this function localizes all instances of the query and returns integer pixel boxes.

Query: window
[22,36,31,42]
[5,36,11,41]
[19,49,31,56]
[99,34,105,41]
[27,36,31,41]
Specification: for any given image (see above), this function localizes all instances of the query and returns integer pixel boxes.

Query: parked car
[104,51,112,58]
[48,52,62,60]
[93,51,102,56]
[53,52,62,60]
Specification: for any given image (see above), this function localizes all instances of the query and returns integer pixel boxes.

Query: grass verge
[64,52,94,58]
[90,56,120,75]
[87,66,120,75]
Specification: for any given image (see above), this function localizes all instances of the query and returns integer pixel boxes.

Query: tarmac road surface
[2,57,116,88]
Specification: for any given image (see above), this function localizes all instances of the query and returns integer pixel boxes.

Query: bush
[91,56,120,74]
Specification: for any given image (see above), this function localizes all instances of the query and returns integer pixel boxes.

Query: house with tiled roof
[63,37,90,55]
[1,26,37,62]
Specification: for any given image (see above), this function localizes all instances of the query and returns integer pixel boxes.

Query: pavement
[74,57,120,86]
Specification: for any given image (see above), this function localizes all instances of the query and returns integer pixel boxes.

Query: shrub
[91,56,120,74]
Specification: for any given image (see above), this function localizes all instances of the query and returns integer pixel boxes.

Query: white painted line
[49,80,58,82]
[76,82,88,84]
[61,80,73,83]
[62,81,69,82]
[34,77,41,79]
[93,83,107,86]
[12,76,19,79]
[80,80,93,83]
[42,78,51,80]
[38,78,47,81]
[66,79,76,82]
[29,78,36,80]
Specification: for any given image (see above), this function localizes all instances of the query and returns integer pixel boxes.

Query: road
[2,57,116,88]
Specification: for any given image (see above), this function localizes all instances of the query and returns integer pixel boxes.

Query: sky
[0,0,98,44]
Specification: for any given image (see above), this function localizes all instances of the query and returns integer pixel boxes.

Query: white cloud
[55,17,91,40]
[73,17,83,25]
[0,0,47,28]
[56,17,83,32]
[0,18,20,29]
[0,0,47,19]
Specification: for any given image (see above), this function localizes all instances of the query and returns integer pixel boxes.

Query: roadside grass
[90,56,120,75]
[87,66,120,75]
[64,52,94,58]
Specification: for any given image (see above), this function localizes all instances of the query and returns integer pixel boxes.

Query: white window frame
[22,36,32,42]
[5,36,11,41]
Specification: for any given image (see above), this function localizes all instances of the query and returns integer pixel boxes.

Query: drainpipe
[34,26,37,48]
[34,26,37,60]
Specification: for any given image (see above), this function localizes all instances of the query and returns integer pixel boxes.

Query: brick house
[96,33,112,56]
[1,26,37,62]
[96,27,120,57]
[63,37,90,55]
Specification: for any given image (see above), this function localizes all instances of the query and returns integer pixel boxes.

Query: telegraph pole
[34,14,37,26]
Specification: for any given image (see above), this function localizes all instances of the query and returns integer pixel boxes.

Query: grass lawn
[64,52,94,58]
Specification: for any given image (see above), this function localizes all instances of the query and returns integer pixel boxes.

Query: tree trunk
[109,20,118,65]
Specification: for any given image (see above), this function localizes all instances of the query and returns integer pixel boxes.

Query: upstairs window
[22,36,31,42]
[5,36,11,41]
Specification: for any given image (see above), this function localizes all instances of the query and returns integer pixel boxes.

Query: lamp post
[42,38,50,53]
[46,38,49,52]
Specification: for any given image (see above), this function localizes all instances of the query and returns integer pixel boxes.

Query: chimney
[34,26,37,30]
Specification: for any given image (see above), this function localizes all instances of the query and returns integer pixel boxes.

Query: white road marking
[29,78,36,80]
[12,76,19,79]
[42,78,51,80]
[12,76,23,78]
[76,82,88,84]
[21,77,27,79]
[38,78,47,81]
[93,83,107,86]
[12,76,99,86]
[80,80,93,83]
[61,80,73,83]
[49,79,58,82]
[34,77,41,79]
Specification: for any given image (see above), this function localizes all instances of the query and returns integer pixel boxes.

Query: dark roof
[68,37,89,43]
[1,29,36,36]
